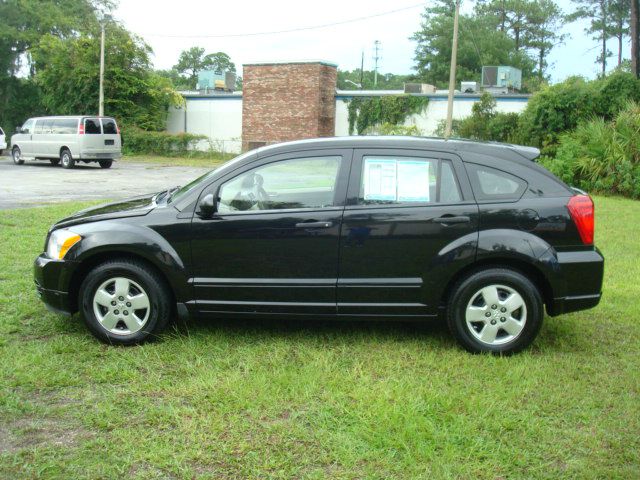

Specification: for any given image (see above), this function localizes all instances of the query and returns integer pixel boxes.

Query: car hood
[51,193,157,230]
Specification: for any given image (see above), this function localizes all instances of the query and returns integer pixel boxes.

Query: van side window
[102,119,118,134]
[53,119,78,134]
[85,119,101,134]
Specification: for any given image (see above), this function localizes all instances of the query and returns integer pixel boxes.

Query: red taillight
[78,123,85,135]
[116,123,120,134]
[567,195,594,245]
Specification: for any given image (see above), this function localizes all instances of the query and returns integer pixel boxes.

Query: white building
[166,90,530,154]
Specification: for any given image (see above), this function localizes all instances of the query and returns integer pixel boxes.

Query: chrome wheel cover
[13,149,20,163]
[465,284,527,346]
[62,152,70,166]
[93,277,151,335]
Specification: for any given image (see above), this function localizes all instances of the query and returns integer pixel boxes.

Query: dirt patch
[0,416,91,454]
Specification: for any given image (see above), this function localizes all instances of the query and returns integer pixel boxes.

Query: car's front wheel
[79,259,172,345]
[12,147,24,165]
[99,159,113,169]
[447,268,543,354]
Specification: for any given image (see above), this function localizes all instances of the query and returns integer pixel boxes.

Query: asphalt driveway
[0,155,211,209]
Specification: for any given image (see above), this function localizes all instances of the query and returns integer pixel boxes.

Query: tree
[610,0,631,66]
[633,0,640,77]
[0,0,112,133]
[33,24,181,130]
[568,0,614,75]
[337,70,413,90]
[174,47,236,89]
[525,0,568,80]
[412,0,534,88]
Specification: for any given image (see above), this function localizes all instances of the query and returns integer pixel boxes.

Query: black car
[34,137,604,353]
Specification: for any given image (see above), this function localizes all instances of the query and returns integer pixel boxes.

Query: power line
[140,3,425,39]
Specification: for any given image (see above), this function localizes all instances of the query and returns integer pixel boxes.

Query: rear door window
[84,118,102,134]
[358,156,461,205]
[101,118,118,134]
[467,164,527,201]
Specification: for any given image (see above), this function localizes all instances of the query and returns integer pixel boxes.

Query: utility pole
[98,17,107,116]
[373,40,381,88]
[360,50,364,89]
[444,0,461,139]
[632,0,639,78]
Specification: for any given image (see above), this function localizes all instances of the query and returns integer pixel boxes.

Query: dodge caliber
[34,137,604,353]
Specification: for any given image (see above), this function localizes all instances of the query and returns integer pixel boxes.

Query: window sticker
[397,160,430,202]
[363,158,397,201]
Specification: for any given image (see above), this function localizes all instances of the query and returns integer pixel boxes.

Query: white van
[11,116,122,169]
[0,127,6,155]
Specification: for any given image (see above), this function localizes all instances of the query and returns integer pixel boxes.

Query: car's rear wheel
[447,268,543,354]
[79,259,172,345]
[12,147,24,165]
[50,158,60,166]
[99,159,113,169]
[60,148,75,169]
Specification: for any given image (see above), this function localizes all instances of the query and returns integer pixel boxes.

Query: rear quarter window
[467,163,527,202]
[102,118,118,134]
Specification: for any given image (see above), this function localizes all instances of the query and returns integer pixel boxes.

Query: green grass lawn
[121,153,235,168]
[0,196,638,479]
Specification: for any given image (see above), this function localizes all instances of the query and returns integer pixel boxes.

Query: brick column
[241,61,337,151]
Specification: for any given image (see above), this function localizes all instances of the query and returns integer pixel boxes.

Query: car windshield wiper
[165,186,182,203]
[154,186,180,203]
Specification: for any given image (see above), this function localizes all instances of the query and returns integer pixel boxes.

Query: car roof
[253,136,540,163]
[27,116,116,120]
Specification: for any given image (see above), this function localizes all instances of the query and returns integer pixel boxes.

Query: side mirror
[197,193,217,218]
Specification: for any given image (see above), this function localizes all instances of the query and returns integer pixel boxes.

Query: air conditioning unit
[461,81,478,93]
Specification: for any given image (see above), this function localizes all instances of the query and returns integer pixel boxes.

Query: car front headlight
[47,229,82,260]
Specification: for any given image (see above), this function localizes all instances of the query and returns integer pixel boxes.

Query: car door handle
[433,215,471,225]
[295,221,333,229]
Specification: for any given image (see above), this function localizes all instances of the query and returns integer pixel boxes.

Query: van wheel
[447,268,543,355]
[12,147,24,165]
[79,259,172,345]
[50,158,60,166]
[99,159,113,169]
[60,149,75,169]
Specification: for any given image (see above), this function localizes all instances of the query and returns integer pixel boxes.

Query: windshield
[168,150,255,204]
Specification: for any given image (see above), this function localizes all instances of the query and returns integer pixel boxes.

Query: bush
[121,128,209,156]
[516,71,640,155]
[542,102,640,198]
[445,92,519,142]
[347,96,429,135]
[364,123,422,136]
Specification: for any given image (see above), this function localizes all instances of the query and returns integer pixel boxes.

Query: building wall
[167,93,530,154]
[241,61,337,151]
[334,93,529,136]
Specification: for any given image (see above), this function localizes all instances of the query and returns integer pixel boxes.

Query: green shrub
[543,102,640,198]
[122,127,209,156]
[347,96,429,135]
[364,123,422,136]
[449,92,519,142]
[516,71,640,155]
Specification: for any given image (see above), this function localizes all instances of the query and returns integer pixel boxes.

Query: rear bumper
[79,151,122,160]
[546,248,604,316]
[34,254,79,315]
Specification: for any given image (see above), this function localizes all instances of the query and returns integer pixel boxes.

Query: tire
[447,268,543,355]
[50,158,60,166]
[99,159,113,169]
[60,148,75,169]
[79,259,173,345]
[12,147,24,165]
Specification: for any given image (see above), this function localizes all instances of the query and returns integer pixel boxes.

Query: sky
[113,0,631,84]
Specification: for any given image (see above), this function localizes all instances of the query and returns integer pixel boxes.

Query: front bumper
[547,247,604,316]
[34,254,79,315]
